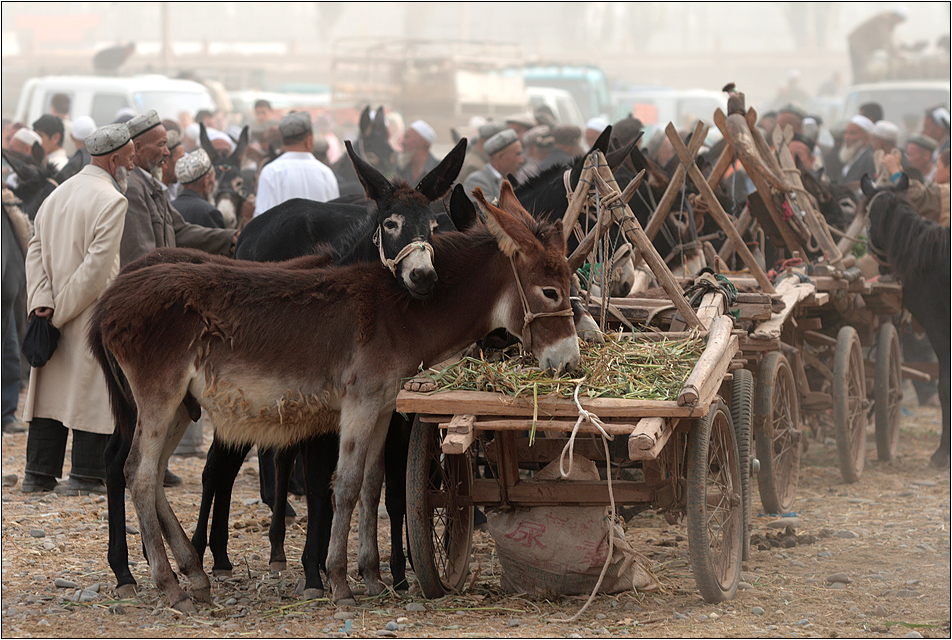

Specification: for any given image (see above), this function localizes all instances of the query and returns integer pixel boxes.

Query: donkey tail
[87,314,138,442]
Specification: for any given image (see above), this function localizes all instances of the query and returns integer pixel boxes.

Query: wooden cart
[396,315,748,604]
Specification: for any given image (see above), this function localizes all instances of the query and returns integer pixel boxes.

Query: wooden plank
[803,330,837,346]
[396,390,710,418]
[448,417,640,436]
[678,316,738,406]
[902,362,938,382]
[666,122,777,294]
[470,479,654,507]
[717,205,752,263]
[629,417,677,461]
[750,279,816,340]
[440,414,475,454]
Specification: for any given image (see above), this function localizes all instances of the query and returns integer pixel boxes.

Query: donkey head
[474,181,580,374]
[356,105,396,177]
[199,123,251,228]
[1,144,63,219]
[346,137,467,299]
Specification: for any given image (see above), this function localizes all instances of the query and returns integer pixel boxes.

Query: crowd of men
[1,84,949,496]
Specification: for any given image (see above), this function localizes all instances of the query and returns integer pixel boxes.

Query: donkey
[2,146,83,219]
[198,123,251,229]
[333,106,396,198]
[88,181,580,610]
[862,174,950,467]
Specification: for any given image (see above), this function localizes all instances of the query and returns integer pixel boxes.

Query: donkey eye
[542,287,560,302]
[383,219,398,231]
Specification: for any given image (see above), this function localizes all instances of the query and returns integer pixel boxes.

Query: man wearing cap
[172,149,225,229]
[789,133,818,172]
[7,128,43,162]
[839,114,877,185]
[120,110,236,269]
[20,124,136,495]
[906,135,938,183]
[33,115,68,172]
[253,111,339,216]
[550,125,584,165]
[505,113,537,139]
[458,122,505,184]
[517,125,555,182]
[68,116,96,168]
[922,107,950,155]
[462,129,524,204]
[775,105,806,135]
[160,129,185,197]
[397,120,439,186]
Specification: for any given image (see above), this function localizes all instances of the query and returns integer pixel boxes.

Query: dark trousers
[26,417,109,481]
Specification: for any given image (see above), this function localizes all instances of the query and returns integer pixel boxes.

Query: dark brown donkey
[88,182,581,611]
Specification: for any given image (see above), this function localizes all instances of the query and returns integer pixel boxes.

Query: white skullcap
[586,116,610,132]
[206,128,237,152]
[408,120,436,144]
[184,123,201,140]
[931,107,951,129]
[849,114,874,134]
[872,120,899,142]
[12,128,42,147]
[71,116,97,141]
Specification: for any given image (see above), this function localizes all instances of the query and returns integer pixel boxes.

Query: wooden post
[837,208,866,256]
[714,108,806,258]
[440,414,475,454]
[666,122,776,294]
[591,154,703,329]
[717,204,753,262]
[561,162,597,241]
[678,315,737,406]
[628,417,677,461]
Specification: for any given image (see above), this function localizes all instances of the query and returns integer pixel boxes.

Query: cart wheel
[874,322,902,461]
[687,400,743,603]
[729,368,753,562]
[833,326,868,483]
[405,416,474,598]
[754,352,802,514]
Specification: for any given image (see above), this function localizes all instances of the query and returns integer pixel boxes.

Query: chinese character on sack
[505,521,548,549]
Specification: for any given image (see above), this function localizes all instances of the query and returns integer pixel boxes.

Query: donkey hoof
[171,597,197,614]
[366,580,386,597]
[335,596,357,607]
[302,588,324,600]
[191,587,212,604]
[212,568,233,578]
[269,561,287,574]
[115,583,138,599]
[930,449,950,468]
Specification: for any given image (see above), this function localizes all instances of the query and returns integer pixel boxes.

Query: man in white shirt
[253,112,340,216]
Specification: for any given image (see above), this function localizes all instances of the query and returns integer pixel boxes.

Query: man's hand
[33,307,53,320]
[882,149,903,176]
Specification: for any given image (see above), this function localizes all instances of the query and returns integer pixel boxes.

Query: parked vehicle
[526,87,585,131]
[14,75,218,126]
[612,86,726,141]
[516,64,613,122]
[838,80,950,141]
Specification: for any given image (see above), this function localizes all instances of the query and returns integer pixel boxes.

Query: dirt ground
[2,382,949,639]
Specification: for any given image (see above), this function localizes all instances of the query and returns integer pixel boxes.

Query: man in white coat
[21,123,135,495]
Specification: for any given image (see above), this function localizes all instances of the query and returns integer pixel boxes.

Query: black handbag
[20,314,60,368]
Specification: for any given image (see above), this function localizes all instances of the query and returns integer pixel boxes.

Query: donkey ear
[199,123,217,161]
[54,151,83,184]
[473,183,538,258]
[415,138,467,201]
[346,140,393,202]
[1,150,39,184]
[358,106,372,137]
[605,132,643,171]
[228,126,249,167]
[31,142,45,167]
[448,183,479,231]
[860,174,876,198]
[590,125,612,154]
[894,172,909,192]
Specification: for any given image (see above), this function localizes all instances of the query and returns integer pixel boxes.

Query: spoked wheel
[686,400,743,603]
[754,352,802,514]
[833,326,868,483]
[405,416,474,598]
[729,368,753,562]
[874,322,902,461]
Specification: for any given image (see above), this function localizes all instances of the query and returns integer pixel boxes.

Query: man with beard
[20,124,135,494]
[120,110,235,268]
[171,148,225,229]
[839,114,876,187]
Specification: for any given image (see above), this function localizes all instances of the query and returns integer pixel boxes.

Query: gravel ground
[1,383,949,638]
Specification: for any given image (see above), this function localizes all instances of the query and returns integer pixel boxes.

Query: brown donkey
[88,182,580,611]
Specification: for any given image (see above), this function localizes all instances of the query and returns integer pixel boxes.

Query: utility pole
[161,2,173,72]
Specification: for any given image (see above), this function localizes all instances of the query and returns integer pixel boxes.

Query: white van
[14,75,218,127]
[527,87,586,131]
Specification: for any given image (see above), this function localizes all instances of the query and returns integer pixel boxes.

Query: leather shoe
[54,476,106,496]
[163,469,183,487]
[21,473,58,493]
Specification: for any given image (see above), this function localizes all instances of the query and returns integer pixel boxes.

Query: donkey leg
[195,438,251,576]
[356,411,393,597]
[299,434,338,599]
[931,363,950,468]
[384,413,411,591]
[105,429,138,598]
[268,444,297,573]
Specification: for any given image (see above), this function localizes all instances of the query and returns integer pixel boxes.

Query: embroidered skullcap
[523,125,554,148]
[12,128,41,148]
[478,122,506,140]
[71,116,96,141]
[504,113,536,129]
[485,129,519,156]
[408,119,436,144]
[279,111,312,138]
[552,124,582,146]
[175,148,213,184]
[907,134,938,152]
[86,123,131,156]
[872,120,899,143]
[585,116,610,133]
[849,114,874,134]
[166,129,182,151]
[127,109,161,139]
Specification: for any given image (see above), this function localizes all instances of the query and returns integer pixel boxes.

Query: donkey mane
[867,188,950,281]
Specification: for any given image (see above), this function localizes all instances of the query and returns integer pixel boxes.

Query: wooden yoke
[665,122,776,294]
[589,151,703,329]
[713,108,806,259]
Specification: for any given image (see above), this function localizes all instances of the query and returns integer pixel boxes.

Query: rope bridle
[509,256,574,354]
[372,226,434,277]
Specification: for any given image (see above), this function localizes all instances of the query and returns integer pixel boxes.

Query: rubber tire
[754,351,802,514]
[874,322,902,461]
[833,326,867,483]
[405,417,473,598]
[729,368,754,562]
[686,400,743,603]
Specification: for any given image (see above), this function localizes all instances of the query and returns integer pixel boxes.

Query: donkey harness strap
[373,226,435,277]
[509,256,574,352]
